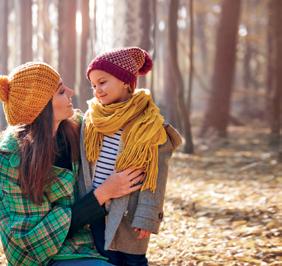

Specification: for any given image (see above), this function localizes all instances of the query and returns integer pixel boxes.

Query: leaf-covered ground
[0,125,281,265]
[147,126,282,266]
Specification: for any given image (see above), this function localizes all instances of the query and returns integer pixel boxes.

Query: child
[78,47,182,266]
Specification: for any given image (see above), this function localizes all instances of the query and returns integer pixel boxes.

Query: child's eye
[100,81,105,85]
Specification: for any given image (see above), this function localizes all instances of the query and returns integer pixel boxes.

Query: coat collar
[0,128,20,167]
[0,127,19,153]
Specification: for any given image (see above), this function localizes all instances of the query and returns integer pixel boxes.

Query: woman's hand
[94,168,144,205]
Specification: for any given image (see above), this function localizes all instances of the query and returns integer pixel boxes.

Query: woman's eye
[100,81,105,85]
[59,89,65,95]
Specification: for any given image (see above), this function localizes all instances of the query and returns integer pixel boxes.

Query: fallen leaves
[147,126,282,265]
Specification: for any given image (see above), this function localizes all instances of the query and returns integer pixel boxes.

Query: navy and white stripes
[92,130,122,189]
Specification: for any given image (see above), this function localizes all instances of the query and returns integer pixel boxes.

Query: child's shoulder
[161,124,182,152]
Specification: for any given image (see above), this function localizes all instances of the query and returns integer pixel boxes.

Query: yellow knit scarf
[84,89,167,192]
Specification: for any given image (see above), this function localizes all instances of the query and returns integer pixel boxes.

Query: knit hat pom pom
[138,51,153,75]
[0,75,9,102]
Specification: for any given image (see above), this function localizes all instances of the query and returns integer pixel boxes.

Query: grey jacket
[78,120,182,254]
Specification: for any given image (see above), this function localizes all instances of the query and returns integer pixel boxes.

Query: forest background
[0,0,281,265]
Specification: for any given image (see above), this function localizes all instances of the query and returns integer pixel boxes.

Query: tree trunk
[90,0,97,56]
[201,0,241,138]
[275,0,282,161]
[184,0,194,153]
[0,0,9,130]
[266,0,275,125]
[0,0,8,74]
[79,0,92,112]
[196,12,208,75]
[42,0,52,64]
[269,0,282,159]
[167,0,193,153]
[163,1,179,129]
[163,51,181,130]
[20,0,33,63]
[150,0,157,99]
[138,0,152,88]
[58,0,77,104]
[241,33,253,118]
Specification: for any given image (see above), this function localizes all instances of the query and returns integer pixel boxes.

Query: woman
[0,62,144,266]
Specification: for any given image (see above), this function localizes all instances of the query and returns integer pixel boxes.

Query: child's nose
[95,86,102,93]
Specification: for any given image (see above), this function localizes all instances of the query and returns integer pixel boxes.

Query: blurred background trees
[0,0,281,156]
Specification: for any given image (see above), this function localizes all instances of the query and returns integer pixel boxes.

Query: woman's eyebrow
[57,81,63,89]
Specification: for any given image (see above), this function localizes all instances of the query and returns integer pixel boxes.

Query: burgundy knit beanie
[86,47,153,87]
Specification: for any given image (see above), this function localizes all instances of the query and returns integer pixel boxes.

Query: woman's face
[89,70,132,105]
[52,80,74,123]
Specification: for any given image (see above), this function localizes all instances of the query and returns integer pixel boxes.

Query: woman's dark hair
[17,101,80,204]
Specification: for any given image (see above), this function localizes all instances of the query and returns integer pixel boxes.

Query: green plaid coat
[0,128,104,266]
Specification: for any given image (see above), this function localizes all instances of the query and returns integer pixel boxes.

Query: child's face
[89,70,132,105]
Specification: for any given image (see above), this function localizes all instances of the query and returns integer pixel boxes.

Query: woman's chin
[66,108,74,119]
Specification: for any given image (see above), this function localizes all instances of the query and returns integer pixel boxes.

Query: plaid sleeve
[0,154,72,265]
[5,206,72,265]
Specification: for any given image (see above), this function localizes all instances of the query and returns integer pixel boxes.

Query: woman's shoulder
[70,109,84,125]
[0,127,19,153]
[0,128,20,170]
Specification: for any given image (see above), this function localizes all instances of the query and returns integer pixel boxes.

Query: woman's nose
[67,87,74,97]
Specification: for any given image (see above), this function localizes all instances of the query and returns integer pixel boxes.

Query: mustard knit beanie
[0,62,60,125]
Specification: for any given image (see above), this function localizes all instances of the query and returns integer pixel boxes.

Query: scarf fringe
[84,122,103,162]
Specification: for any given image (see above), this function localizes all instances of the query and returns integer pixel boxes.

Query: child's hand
[134,228,151,239]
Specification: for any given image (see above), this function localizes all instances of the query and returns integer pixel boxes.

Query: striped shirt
[92,129,122,189]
